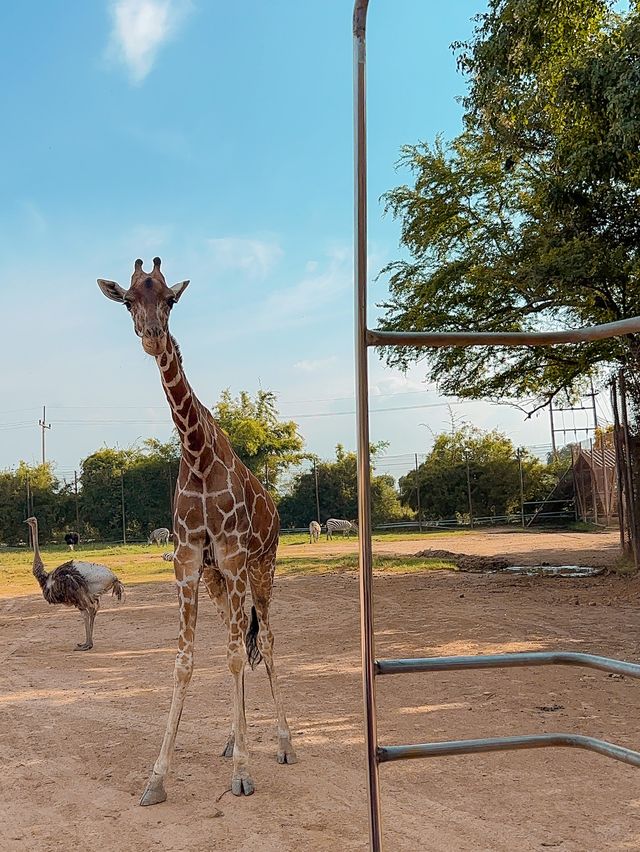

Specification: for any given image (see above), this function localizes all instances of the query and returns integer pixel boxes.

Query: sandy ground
[2,529,640,851]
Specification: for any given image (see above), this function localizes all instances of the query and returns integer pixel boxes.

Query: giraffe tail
[246,605,262,670]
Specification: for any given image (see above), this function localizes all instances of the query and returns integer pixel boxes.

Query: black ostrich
[26,516,125,651]
[64,531,79,550]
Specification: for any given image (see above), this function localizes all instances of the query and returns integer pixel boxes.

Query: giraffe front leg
[221,568,254,796]
[140,550,201,806]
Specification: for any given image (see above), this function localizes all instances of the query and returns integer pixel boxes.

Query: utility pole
[38,405,51,465]
[74,470,80,535]
[414,453,423,532]
[313,459,321,524]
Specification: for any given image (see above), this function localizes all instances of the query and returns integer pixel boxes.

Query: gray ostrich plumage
[26,516,125,651]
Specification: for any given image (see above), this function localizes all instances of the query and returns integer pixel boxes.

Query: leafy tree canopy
[213,389,305,489]
[399,426,554,520]
[380,0,640,413]
[278,443,409,528]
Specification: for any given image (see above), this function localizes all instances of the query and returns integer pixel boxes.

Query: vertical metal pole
[120,471,127,545]
[314,459,321,524]
[353,3,382,851]
[600,433,610,525]
[74,470,80,537]
[611,380,627,552]
[619,371,639,568]
[570,447,579,521]
[26,474,33,549]
[517,449,525,528]
[589,439,599,525]
[549,402,557,459]
[466,459,474,528]
[414,453,422,532]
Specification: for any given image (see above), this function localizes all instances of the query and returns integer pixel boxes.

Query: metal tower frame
[353,3,640,849]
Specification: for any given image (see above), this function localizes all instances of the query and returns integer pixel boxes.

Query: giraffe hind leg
[251,562,297,766]
[202,564,236,759]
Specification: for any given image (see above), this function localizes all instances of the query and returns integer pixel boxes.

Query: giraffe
[98,258,297,805]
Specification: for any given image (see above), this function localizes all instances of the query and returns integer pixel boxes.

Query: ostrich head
[97,258,189,357]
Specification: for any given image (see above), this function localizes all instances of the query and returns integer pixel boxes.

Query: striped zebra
[308,520,321,543]
[325,518,358,540]
[148,527,170,545]
[162,552,175,562]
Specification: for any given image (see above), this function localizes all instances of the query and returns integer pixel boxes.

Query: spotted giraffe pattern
[98,258,296,805]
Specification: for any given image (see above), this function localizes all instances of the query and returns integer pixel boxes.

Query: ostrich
[26,516,125,651]
[64,532,79,550]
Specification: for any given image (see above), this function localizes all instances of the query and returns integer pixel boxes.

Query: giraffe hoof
[221,736,235,759]
[74,642,93,651]
[277,744,298,765]
[139,775,168,806]
[231,774,255,796]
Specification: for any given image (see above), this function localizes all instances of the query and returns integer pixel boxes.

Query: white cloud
[293,356,339,373]
[107,0,192,84]
[206,237,284,281]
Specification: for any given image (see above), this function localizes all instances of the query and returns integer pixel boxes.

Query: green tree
[213,389,305,489]
[278,444,408,528]
[0,462,73,544]
[380,1,640,416]
[399,426,554,521]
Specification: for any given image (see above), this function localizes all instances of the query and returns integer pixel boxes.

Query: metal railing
[352,2,640,849]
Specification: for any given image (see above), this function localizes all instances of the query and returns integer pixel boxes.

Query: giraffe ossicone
[98,258,297,805]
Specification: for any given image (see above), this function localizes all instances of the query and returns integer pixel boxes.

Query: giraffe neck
[156,334,213,454]
[30,522,48,589]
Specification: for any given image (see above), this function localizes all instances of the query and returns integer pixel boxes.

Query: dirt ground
[2,529,640,851]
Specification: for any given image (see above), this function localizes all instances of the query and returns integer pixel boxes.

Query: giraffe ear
[98,279,127,303]
[169,280,190,302]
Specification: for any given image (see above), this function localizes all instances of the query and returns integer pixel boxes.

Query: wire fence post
[517,448,525,528]
[74,470,80,537]
[465,458,474,529]
[414,453,422,532]
[314,459,321,524]
[120,470,127,545]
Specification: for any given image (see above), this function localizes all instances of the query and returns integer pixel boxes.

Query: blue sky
[0,1,600,481]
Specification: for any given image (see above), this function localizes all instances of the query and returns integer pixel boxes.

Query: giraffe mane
[170,335,183,365]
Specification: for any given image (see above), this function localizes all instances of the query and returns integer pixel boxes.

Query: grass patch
[0,540,456,597]
[276,552,456,577]
[278,528,471,547]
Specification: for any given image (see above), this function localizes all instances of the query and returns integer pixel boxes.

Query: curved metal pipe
[376,650,640,678]
[367,317,640,349]
[379,734,640,768]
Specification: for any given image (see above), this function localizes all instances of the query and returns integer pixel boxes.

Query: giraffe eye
[124,300,133,312]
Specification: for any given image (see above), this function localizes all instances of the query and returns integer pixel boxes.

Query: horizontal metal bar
[366,316,640,349]
[376,651,640,678]
[378,734,640,769]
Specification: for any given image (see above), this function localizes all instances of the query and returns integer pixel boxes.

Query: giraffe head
[98,258,189,356]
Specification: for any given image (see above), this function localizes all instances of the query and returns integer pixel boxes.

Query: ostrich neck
[30,522,48,589]
[156,334,214,454]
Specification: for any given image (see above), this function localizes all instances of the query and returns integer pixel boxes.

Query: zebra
[148,527,170,546]
[308,520,321,543]
[325,518,358,540]
[161,552,175,562]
